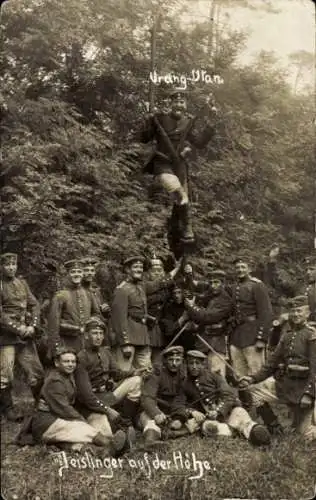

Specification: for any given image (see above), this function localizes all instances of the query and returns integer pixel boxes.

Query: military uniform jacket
[146,276,174,348]
[0,276,40,346]
[306,283,316,322]
[141,365,187,419]
[75,346,132,410]
[230,277,273,348]
[184,370,240,421]
[47,284,100,350]
[252,323,316,405]
[31,368,109,440]
[186,288,233,354]
[159,300,196,351]
[111,279,149,346]
[140,112,215,182]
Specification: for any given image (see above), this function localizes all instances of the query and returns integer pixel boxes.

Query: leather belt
[245,315,256,322]
[129,315,147,325]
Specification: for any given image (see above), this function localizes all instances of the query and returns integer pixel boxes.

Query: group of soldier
[1,245,316,458]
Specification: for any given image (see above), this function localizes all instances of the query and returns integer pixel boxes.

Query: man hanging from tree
[139,87,218,250]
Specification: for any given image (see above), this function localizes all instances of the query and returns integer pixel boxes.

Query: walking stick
[164,321,191,350]
[195,333,276,400]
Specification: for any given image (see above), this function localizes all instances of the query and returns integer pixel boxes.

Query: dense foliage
[0,0,314,298]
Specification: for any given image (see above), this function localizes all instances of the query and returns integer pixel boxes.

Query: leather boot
[248,424,271,446]
[238,389,253,412]
[162,426,191,440]
[93,430,127,457]
[143,428,161,448]
[256,403,284,436]
[180,204,194,242]
[0,388,24,422]
[30,381,43,404]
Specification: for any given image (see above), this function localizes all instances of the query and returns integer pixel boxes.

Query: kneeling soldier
[31,347,126,456]
[140,346,193,447]
[76,317,143,447]
[239,296,316,441]
[184,350,271,446]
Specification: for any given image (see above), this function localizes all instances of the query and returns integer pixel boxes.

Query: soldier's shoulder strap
[250,276,263,284]
[116,280,128,289]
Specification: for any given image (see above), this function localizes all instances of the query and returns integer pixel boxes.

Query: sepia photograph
[0,0,316,498]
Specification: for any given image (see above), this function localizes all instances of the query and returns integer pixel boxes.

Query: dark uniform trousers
[0,277,44,391]
[249,323,316,440]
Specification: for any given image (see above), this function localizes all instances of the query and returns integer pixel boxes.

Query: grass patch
[1,395,316,500]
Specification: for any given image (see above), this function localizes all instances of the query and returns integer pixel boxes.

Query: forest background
[1,0,315,301]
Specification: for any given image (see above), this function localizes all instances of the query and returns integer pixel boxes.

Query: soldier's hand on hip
[191,410,206,424]
[255,340,266,351]
[154,413,167,426]
[300,394,313,409]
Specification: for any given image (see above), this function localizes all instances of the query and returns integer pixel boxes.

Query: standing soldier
[159,282,197,352]
[81,256,111,320]
[0,253,44,419]
[184,269,233,377]
[239,296,316,441]
[111,256,152,371]
[230,256,273,378]
[139,88,217,244]
[230,256,282,434]
[47,259,100,356]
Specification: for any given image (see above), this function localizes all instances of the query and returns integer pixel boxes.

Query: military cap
[168,88,188,100]
[233,255,254,267]
[209,269,226,279]
[81,256,100,267]
[186,350,207,360]
[288,295,309,308]
[64,259,84,271]
[162,345,184,357]
[1,253,18,264]
[149,252,164,267]
[85,316,106,331]
[53,345,77,359]
[123,256,145,268]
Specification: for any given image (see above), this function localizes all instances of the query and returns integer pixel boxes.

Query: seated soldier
[139,346,196,447]
[239,296,316,442]
[31,347,126,456]
[184,350,271,446]
[75,317,144,447]
[159,283,197,352]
